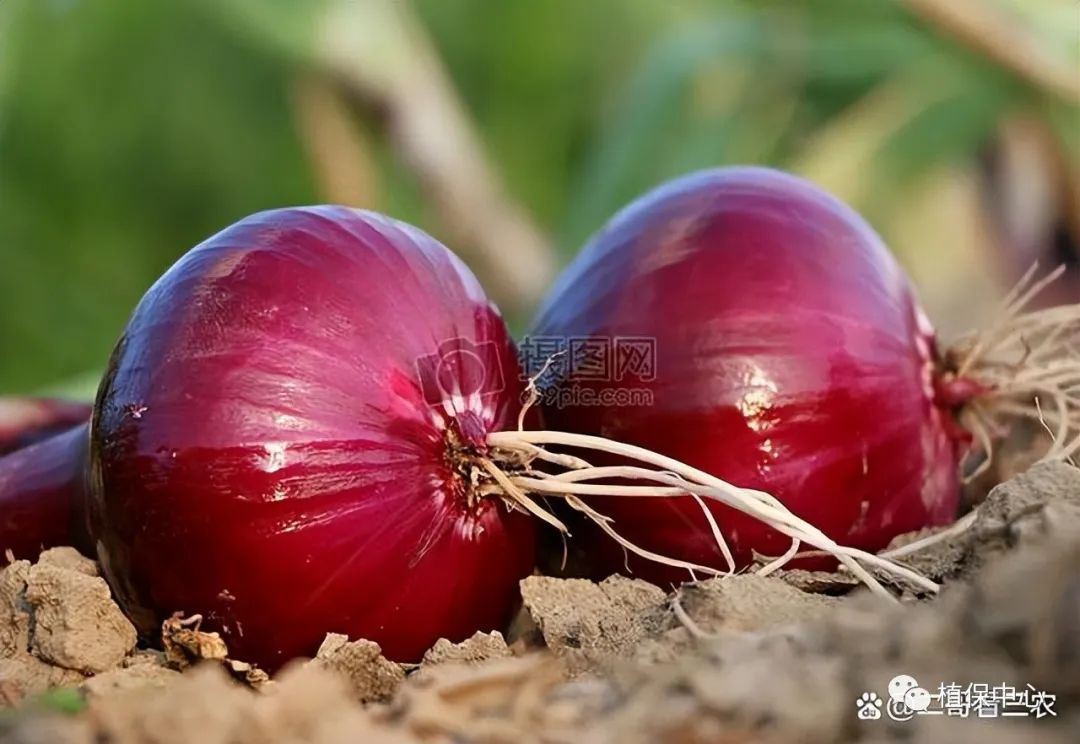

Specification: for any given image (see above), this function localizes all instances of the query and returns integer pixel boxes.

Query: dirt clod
[778,568,860,594]
[23,563,136,674]
[675,574,839,633]
[0,655,84,706]
[881,523,974,581]
[421,631,512,666]
[35,548,97,578]
[80,661,180,699]
[3,663,411,744]
[879,460,1080,584]
[310,633,405,703]
[520,575,666,673]
[970,460,1080,563]
[0,559,32,659]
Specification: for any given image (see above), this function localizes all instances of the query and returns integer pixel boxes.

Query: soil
[1,461,1079,743]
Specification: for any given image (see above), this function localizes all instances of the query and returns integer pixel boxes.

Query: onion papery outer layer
[89,207,535,670]
[0,423,90,560]
[529,167,963,586]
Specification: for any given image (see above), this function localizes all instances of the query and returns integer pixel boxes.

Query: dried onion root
[479,268,1079,603]
[481,429,938,601]
[947,264,1080,473]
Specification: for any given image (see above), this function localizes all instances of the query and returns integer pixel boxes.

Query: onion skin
[0,423,90,560]
[0,398,93,455]
[89,207,535,670]
[530,167,964,585]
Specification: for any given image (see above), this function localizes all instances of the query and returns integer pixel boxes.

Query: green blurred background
[0,0,1077,396]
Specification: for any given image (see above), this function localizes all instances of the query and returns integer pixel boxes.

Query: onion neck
[932,372,991,411]
[934,295,1080,474]
[442,419,502,511]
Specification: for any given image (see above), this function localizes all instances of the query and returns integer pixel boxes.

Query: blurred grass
[0,0,315,393]
[0,0,1076,394]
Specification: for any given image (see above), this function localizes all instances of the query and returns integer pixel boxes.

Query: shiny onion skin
[0,423,90,560]
[88,207,535,670]
[0,398,92,560]
[0,398,93,455]
[530,167,963,586]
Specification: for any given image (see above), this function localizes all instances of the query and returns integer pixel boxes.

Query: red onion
[86,207,535,670]
[0,423,90,560]
[526,166,1078,586]
[4,180,1070,659]
[0,398,92,455]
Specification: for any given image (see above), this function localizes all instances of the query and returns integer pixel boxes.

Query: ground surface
[1,462,1078,743]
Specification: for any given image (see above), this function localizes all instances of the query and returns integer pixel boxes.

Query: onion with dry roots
[520,167,1080,588]
[0,180,1074,669]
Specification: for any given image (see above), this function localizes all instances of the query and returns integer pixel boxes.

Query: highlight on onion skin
[87,207,536,671]
[0,423,90,560]
[527,166,1074,586]
[0,398,93,455]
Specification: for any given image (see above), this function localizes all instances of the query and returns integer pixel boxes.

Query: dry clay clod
[520,572,840,671]
[0,656,85,707]
[311,633,406,704]
[81,661,180,700]
[972,460,1080,557]
[421,630,511,666]
[0,553,136,704]
[23,563,137,674]
[35,547,98,578]
[672,574,839,632]
[5,664,413,744]
[0,559,32,659]
[879,460,1080,583]
[519,575,666,674]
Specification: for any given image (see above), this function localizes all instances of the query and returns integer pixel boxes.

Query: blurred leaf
[190,0,321,62]
[1044,99,1080,157]
[874,59,1016,190]
[416,0,696,232]
[562,17,765,248]
[0,1,25,113]
[791,68,943,208]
